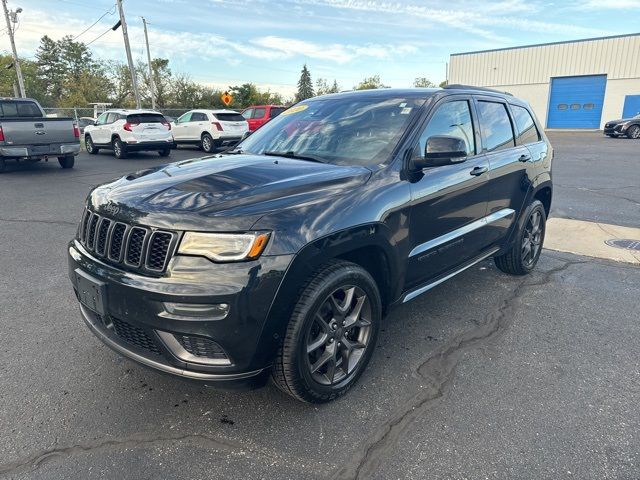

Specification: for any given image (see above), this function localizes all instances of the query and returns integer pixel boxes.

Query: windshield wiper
[263,150,326,163]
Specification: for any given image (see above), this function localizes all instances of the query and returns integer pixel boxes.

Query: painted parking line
[545,217,640,265]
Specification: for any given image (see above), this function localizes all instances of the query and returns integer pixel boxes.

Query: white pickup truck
[0,97,81,172]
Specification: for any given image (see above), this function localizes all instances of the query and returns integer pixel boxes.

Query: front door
[406,97,490,290]
[92,112,109,144]
[173,112,192,140]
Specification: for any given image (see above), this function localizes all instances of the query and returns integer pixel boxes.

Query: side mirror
[412,135,468,169]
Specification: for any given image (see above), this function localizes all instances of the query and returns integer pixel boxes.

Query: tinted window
[477,101,515,152]
[242,109,253,120]
[0,101,42,117]
[418,100,475,156]
[214,113,245,122]
[511,105,540,145]
[127,113,166,124]
[191,112,207,121]
[253,108,266,119]
[78,118,94,127]
[269,107,286,118]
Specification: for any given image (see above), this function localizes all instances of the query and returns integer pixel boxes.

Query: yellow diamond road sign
[221,91,233,106]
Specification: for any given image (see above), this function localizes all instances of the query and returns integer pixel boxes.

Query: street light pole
[142,17,156,110]
[2,0,25,97]
[116,0,141,109]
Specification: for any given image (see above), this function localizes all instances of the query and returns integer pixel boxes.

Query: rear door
[213,112,248,136]
[188,112,208,138]
[474,97,529,246]
[127,113,170,142]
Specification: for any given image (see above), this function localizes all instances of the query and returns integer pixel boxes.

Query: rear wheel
[0,158,6,173]
[627,125,640,139]
[85,135,98,154]
[58,156,74,169]
[201,133,214,153]
[272,260,381,403]
[159,148,170,157]
[113,138,127,159]
[494,199,546,275]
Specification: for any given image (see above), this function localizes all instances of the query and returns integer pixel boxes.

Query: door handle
[518,154,531,162]
[469,166,488,176]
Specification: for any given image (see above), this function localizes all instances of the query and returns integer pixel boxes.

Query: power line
[73,4,116,41]
[85,26,113,47]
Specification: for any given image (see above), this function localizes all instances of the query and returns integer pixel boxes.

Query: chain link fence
[43,108,197,121]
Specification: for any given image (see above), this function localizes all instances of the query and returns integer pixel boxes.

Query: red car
[241,105,287,131]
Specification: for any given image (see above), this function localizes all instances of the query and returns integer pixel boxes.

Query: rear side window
[214,113,246,122]
[0,101,41,117]
[511,105,540,145]
[418,100,476,156]
[126,113,166,124]
[106,112,119,124]
[191,112,207,121]
[269,107,285,118]
[253,108,266,119]
[477,101,515,152]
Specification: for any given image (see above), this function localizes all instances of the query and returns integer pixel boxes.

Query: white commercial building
[448,33,640,129]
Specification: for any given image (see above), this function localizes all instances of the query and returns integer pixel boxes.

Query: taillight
[162,120,171,130]
[123,121,138,131]
[212,121,223,131]
[0,126,4,142]
[73,123,80,138]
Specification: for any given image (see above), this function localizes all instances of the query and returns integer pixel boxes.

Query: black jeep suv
[69,86,552,403]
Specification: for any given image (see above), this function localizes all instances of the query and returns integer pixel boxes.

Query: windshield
[238,95,425,166]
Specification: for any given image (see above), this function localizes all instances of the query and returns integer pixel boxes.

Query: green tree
[35,35,64,103]
[295,64,314,101]
[354,75,388,90]
[439,80,448,88]
[413,77,435,88]
[316,78,340,96]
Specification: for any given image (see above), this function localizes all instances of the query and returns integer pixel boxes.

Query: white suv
[172,109,248,153]
[84,110,173,159]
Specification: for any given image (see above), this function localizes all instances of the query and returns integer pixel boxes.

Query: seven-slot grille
[79,209,176,273]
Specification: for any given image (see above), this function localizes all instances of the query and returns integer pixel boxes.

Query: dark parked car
[604,114,640,138]
[68,86,553,403]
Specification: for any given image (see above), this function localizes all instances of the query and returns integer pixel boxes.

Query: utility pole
[116,0,141,108]
[141,17,156,110]
[2,0,25,97]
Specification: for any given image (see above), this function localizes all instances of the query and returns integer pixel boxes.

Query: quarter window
[511,105,540,145]
[418,100,476,157]
[477,101,515,152]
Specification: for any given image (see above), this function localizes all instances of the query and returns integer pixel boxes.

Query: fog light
[161,302,229,321]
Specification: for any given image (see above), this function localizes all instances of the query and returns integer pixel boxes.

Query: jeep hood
[88,154,371,231]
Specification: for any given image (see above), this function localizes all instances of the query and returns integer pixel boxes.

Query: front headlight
[178,232,270,262]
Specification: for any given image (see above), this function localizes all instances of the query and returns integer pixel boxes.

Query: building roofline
[451,32,640,57]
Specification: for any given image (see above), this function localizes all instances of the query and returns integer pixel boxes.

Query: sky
[5,0,640,97]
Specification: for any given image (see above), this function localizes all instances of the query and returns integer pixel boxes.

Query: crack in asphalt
[0,432,267,476]
[332,258,588,480]
[0,217,77,227]
[554,184,640,206]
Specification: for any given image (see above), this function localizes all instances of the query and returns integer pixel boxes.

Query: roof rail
[443,84,513,96]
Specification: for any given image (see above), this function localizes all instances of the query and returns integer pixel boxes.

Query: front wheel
[272,260,381,403]
[85,135,99,154]
[58,155,74,169]
[201,133,214,153]
[626,125,640,139]
[113,138,127,159]
[0,158,6,173]
[494,199,546,275]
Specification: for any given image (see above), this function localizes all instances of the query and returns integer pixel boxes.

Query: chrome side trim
[80,305,262,381]
[409,208,515,258]
[156,330,232,366]
[403,247,499,303]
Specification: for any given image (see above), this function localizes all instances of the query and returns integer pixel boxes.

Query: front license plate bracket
[75,268,107,316]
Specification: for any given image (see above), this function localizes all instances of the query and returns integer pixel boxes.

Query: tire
[201,133,214,153]
[0,158,6,173]
[626,125,640,139]
[494,199,546,275]
[58,155,74,169]
[606,134,616,138]
[85,135,99,154]
[159,148,171,157]
[272,260,381,403]
[113,137,127,159]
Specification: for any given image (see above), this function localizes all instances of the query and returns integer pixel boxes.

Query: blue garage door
[547,75,607,128]
[622,95,640,118]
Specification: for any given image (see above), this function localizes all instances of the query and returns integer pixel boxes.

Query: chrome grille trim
[77,209,177,274]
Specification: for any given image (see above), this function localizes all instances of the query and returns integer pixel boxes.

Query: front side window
[95,112,108,125]
[239,95,426,166]
[511,105,540,145]
[477,101,515,152]
[417,100,475,157]
[242,109,253,120]
[177,112,192,123]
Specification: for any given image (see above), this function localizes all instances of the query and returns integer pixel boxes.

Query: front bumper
[68,240,293,386]
[604,124,626,135]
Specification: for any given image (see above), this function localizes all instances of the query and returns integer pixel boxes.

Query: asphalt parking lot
[1,133,639,479]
